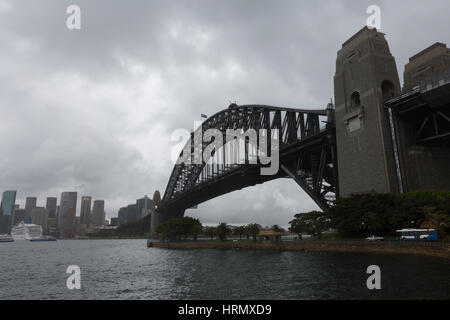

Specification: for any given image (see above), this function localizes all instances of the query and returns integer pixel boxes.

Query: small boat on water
[0,234,14,242]
[29,236,57,242]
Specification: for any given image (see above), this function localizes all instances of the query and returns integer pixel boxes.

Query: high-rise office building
[110,217,119,226]
[46,197,57,219]
[125,204,138,224]
[136,195,153,219]
[74,216,80,233]
[0,191,17,234]
[92,200,105,226]
[12,208,26,226]
[46,197,58,229]
[80,196,92,226]
[118,207,127,224]
[55,205,60,221]
[30,207,49,231]
[57,192,77,236]
[25,197,37,222]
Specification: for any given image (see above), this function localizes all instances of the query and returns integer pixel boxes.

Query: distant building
[110,217,120,226]
[46,197,57,230]
[92,200,105,226]
[118,207,127,224]
[46,197,57,218]
[25,197,37,222]
[80,196,92,226]
[258,230,281,243]
[74,216,81,233]
[136,195,153,219]
[12,208,26,226]
[30,207,49,231]
[125,204,138,223]
[57,192,78,236]
[117,204,139,224]
[0,191,17,234]
[55,205,60,227]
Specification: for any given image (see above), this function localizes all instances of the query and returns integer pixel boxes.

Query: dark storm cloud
[1,0,449,225]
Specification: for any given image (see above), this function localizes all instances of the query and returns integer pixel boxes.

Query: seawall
[147,240,450,259]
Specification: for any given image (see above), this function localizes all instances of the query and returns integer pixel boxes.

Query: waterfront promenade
[147,240,450,259]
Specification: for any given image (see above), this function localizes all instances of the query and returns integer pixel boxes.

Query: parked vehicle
[396,229,438,241]
[365,235,384,241]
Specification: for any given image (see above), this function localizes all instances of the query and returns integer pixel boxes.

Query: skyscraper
[80,196,92,226]
[136,195,153,219]
[25,197,37,222]
[92,200,105,226]
[57,192,77,236]
[125,204,138,224]
[46,197,57,229]
[0,191,17,234]
[12,208,26,226]
[46,197,57,219]
[30,207,49,231]
[118,207,127,224]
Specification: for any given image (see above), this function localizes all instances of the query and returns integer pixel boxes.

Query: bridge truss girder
[160,103,338,216]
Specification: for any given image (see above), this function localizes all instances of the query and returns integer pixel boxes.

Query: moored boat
[29,236,57,242]
[0,234,14,242]
[11,222,43,240]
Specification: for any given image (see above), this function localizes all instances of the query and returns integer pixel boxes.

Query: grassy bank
[147,240,450,259]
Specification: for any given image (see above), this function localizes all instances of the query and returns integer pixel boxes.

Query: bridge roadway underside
[152,129,336,232]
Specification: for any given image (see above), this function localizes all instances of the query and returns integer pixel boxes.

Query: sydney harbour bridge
[150,103,338,234]
[150,27,450,235]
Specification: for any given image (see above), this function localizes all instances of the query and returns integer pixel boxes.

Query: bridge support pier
[150,206,185,238]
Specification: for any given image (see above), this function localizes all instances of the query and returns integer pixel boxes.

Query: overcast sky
[1,0,449,227]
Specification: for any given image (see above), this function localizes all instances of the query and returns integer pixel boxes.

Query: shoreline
[147,240,450,259]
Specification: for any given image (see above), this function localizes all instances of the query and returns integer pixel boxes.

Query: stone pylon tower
[334,27,402,197]
[150,190,161,237]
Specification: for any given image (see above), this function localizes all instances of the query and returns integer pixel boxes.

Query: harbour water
[0,239,449,299]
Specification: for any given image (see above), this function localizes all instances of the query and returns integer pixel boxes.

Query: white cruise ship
[11,222,43,240]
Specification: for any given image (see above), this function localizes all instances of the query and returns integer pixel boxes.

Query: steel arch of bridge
[158,103,338,222]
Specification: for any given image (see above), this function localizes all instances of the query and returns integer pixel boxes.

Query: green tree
[246,223,261,242]
[289,211,330,239]
[327,193,396,237]
[289,215,310,239]
[181,217,203,240]
[203,226,216,240]
[233,225,247,239]
[326,191,450,238]
[156,218,181,241]
[156,217,202,241]
[420,206,450,238]
[216,222,231,241]
[271,225,284,233]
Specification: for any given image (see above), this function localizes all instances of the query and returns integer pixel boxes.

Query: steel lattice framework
[386,70,450,147]
[158,103,338,221]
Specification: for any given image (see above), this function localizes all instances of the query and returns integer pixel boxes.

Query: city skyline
[0,188,153,228]
[0,188,115,236]
[9,191,148,222]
